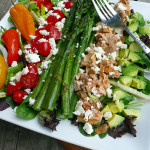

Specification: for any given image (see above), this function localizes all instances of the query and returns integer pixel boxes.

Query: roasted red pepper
[1,29,20,65]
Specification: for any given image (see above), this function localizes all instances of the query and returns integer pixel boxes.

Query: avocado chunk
[108,100,124,113]
[129,42,142,52]
[118,58,131,67]
[119,76,133,86]
[128,50,141,63]
[123,108,141,118]
[128,22,139,32]
[113,90,127,101]
[127,32,139,44]
[119,49,130,58]
[122,64,139,77]
[108,114,125,129]
[139,26,150,36]
[101,105,111,114]
[131,78,147,89]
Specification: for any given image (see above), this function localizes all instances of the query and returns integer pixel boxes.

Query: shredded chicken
[74,0,130,126]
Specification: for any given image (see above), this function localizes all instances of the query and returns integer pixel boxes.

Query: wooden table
[0,0,149,150]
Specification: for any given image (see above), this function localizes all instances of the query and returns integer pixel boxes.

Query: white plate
[0,1,150,150]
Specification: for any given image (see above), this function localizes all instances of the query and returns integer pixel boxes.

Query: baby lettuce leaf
[108,117,136,139]
[121,94,134,105]
[51,0,60,6]
[18,0,30,5]
[39,110,60,131]
[137,53,150,69]
[135,76,150,95]
[16,103,37,120]
[6,96,17,109]
[99,132,108,139]
[0,98,10,111]
[78,123,97,137]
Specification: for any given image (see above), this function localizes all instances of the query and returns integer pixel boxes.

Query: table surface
[0,0,150,150]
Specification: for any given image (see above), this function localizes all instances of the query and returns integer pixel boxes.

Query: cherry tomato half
[65,1,74,9]
[7,81,23,96]
[13,91,28,104]
[45,24,61,41]
[31,36,41,49]
[20,73,37,89]
[53,10,65,21]
[46,15,59,24]
[37,42,51,56]
[27,64,39,77]
[26,48,36,53]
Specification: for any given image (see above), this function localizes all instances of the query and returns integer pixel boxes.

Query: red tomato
[44,2,53,11]
[34,0,42,9]
[45,24,61,41]
[20,73,37,89]
[34,0,53,10]
[27,64,38,77]
[53,10,65,21]
[7,81,23,96]
[48,26,61,41]
[35,28,45,36]
[65,1,74,9]
[35,28,49,39]
[13,91,28,104]
[37,42,51,56]
[31,36,41,49]
[46,15,59,24]
[26,48,36,53]
[45,23,54,31]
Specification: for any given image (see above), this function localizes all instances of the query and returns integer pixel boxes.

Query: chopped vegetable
[1,29,20,65]
[10,3,35,42]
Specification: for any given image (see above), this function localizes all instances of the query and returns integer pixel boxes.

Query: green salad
[0,0,150,139]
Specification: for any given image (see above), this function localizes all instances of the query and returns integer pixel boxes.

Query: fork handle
[123,26,150,59]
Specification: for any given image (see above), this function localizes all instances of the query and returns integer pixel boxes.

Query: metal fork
[92,0,150,58]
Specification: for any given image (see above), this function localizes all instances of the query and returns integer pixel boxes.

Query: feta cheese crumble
[38,18,48,26]
[15,71,22,82]
[41,60,51,69]
[103,112,113,120]
[22,66,29,75]
[84,110,93,121]
[73,101,85,116]
[25,53,40,63]
[39,30,49,36]
[55,22,64,31]
[29,98,35,105]
[106,88,113,98]
[92,87,100,98]
[38,38,48,43]
[116,3,127,11]
[24,89,31,94]
[11,61,18,67]
[49,38,58,55]
[83,122,93,134]
[9,82,16,86]
[18,49,22,56]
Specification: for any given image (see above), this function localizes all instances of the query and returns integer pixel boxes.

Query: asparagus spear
[42,15,89,111]
[61,41,77,115]
[32,41,67,111]
[69,17,95,103]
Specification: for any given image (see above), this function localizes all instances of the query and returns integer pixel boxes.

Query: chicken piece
[95,123,109,134]
[77,111,103,125]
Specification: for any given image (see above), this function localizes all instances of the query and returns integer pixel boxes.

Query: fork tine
[98,0,113,17]
[103,0,117,16]
[95,0,110,20]
[92,0,107,22]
